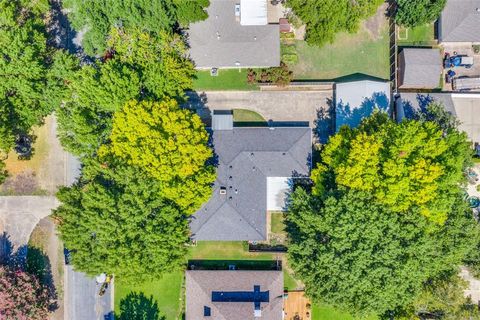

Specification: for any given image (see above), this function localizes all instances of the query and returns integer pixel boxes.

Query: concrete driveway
[185,89,333,129]
[65,266,113,320]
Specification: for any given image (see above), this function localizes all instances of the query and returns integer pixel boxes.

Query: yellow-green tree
[99,99,215,212]
[313,112,471,224]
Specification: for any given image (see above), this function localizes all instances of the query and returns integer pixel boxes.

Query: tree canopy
[55,157,191,281]
[99,100,214,211]
[286,0,383,47]
[312,112,471,224]
[396,0,446,27]
[0,0,72,153]
[0,266,50,320]
[63,0,209,55]
[56,28,195,157]
[286,189,478,317]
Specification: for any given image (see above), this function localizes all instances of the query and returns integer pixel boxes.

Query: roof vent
[220,187,227,195]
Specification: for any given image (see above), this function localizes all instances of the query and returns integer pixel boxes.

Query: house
[398,48,443,89]
[190,111,311,241]
[185,270,283,320]
[335,80,391,131]
[395,92,480,145]
[439,0,480,44]
[188,0,280,68]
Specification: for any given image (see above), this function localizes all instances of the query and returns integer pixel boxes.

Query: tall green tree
[54,157,190,281]
[56,28,195,157]
[63,0,209,55]
[286,189,478,317]
[0,0,74,153]
[286,0,383,47]
[396,0,446,27]
[313,112,471,224]
[99,100,214,212]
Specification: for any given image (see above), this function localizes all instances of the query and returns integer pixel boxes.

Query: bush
[246,63,293,86]
[282,54,299,65]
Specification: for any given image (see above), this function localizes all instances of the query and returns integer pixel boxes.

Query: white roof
[267,177,291,211]
[335,80,391,130]
[241,0,268,26]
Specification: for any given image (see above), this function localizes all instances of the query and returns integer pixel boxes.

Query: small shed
[399,48,442,89]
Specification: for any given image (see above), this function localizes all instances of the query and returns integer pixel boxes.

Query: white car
[235,4,240,17]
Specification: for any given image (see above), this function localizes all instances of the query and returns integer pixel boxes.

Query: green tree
[63,0,209,55]
[0,160,7,184]
[286,0,383,47]
[54,158,190,281]
[99,100,214,212]
[56,28,195,157]
[0,0,73,153]
[286,189,479,317]
[396,0,446,27]
[313,112,471,224]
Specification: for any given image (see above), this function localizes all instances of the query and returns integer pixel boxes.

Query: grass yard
[397,24,436,46]
[312,304,378,320]
[232,109,267,127]
[114,272,184,320]
[193,69,259,91]
[271,212,285,234]
[289,26,389,80]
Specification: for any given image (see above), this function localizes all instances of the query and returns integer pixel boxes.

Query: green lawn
[289,26,389,80]
[193,69,259,91]
[312,303,378,320]
[232,109,266,123]
[271,212,285,234]
[398,23,436,46]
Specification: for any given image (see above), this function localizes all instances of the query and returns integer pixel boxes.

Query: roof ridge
[286,129,312,170]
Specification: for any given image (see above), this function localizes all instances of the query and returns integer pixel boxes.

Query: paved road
[65,266,113,320]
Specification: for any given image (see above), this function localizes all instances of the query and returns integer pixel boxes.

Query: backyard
[285,5,389,80]
[397,23,436,46]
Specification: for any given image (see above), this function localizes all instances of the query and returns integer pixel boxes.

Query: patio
[284,291,312,320]
[442,44,480,91]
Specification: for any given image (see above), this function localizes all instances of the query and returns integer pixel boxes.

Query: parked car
[445,55,474,68]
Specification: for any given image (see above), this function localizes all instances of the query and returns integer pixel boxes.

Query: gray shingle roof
[187,0,280,68]
[440,0,480,42]
[186,270,283,320]
[399,48,442,89]
[190,127,311,241]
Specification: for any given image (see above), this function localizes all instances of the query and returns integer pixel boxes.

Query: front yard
[192,69,259,91]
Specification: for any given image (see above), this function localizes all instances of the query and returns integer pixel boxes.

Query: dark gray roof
[186,270,283,320]
[440,0,480,42]
[399,48,442,89]
[187,0,280,68]
[190,127,311,241]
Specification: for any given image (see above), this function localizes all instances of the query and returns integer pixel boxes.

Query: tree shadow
[336,92,389,130]
[26,247,58,312]
[117,292,165,320]
[314,98,335,144]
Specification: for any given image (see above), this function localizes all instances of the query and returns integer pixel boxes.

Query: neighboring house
[190,111,311,241]
[439,0,480,44]
[186,270,283,320]
[335,80,391,131]
[188,0,280,68]
[398,48,442,89]
[396,92,480,145]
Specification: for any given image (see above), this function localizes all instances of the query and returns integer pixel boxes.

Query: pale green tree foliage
[312,112,471,223]
[99,100,214,212]
[56,28,195,157]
